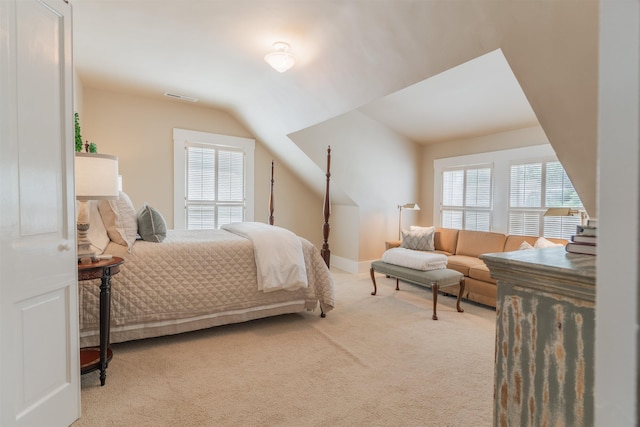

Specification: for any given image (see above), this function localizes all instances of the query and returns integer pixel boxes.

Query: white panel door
[0,0,80,426]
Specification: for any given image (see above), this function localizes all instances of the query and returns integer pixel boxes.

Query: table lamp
[75,152,119,262]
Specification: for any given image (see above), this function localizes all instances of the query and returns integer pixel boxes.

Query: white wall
[291,110,420,270]
[82,87,324,247]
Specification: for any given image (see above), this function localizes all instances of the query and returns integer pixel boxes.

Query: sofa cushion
[446,255,486,276]
[456,230,506,257]
[434,228,459,255]
[468,263,496,284]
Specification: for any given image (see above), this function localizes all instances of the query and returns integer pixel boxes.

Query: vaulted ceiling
[72,0,598,213]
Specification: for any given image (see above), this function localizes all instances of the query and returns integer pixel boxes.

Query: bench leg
[432,284,439,320]
[456,279,465,313]
[369,267,377,295]
[395,278,399,291]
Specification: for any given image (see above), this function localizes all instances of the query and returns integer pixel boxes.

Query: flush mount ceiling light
[264,41,295,73]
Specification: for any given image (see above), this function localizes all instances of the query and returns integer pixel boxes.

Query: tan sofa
[387,228,566,308]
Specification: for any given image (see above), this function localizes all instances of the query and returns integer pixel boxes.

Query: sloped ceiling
[359,49,539,144]
[72,0,598,213]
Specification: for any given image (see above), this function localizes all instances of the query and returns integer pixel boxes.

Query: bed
[79,147,334,347]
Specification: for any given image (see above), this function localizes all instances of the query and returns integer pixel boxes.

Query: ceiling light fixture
[264,41,295,73]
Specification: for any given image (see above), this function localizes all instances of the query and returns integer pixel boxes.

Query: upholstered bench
[370,260,465,320]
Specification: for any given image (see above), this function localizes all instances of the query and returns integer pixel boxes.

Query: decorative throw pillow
[98,191,138,249]
[518,241,534,250]
[87,200,110,254]
[137,204,167,243]
[401,226,435,251]
[534,237,564,249]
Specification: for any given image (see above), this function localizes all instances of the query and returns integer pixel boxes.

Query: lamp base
[77,221,95,263]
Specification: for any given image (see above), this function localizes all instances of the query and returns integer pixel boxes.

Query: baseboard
[330,255,374,274]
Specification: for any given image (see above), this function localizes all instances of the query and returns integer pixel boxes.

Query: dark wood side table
[78,256,124,386]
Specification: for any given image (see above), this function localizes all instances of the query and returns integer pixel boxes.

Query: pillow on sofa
[534,237,564,249]
[518,241,534,250]
[401,226,435,251]
[98,191,138,249]
[138,203,167,243]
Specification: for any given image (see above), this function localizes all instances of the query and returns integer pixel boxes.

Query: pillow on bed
[137,204,167,242]
[87,200,110,254]
[98,191,138,249]
[400,226,435,251]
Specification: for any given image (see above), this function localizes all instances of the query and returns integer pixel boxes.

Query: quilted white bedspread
[79,229,335,347]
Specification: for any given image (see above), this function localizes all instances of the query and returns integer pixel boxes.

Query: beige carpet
[73,270,497,426]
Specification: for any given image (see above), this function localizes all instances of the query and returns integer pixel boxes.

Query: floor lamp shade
[398,203,420,239]
[75,153,119,261]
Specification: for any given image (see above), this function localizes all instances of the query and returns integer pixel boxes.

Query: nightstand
[78,256,124,386]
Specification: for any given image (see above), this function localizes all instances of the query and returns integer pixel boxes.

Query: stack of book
[565,219,597,255]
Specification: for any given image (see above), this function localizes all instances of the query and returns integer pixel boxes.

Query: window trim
[173,128,254,230]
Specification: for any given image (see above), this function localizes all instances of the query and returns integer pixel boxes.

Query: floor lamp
[75,152,119,263]
[543,207,588,225]
[398,203,420,239]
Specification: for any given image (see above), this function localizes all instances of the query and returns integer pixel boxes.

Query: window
[174,129,254,230]
[185,143,244,229]
[433,144,584,239]
[441,166,492,231]
[508,160,584,239]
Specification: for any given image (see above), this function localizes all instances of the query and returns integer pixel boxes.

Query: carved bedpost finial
[321,146,331,268]
[269,161,275,225]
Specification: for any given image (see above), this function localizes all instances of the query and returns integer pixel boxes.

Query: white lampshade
[400,203,420,210]
[75,153,119,200]
[398,202,421,239]
[265,42,295,73]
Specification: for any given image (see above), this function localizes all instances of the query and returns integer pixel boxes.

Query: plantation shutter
[441,166,492,231]
[185,143,244,229]
[543,161,582,238]
[508,163,542,236]
[508,160,583,239]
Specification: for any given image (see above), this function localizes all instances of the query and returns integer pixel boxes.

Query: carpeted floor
[73,270,497,426]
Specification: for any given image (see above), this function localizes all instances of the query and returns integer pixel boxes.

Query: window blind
[508,160,583,239]
[441,166,492,231]
[185,144,244,230]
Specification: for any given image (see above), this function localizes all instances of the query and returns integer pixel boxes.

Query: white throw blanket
[381,247,448,271]
[222,222,308,292]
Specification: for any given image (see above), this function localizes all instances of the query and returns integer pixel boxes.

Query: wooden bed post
[269,160,274,225]
[321,146,331,268]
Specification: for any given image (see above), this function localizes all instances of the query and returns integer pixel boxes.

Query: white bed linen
[78,229,334,347]
[221,222,307,292]
[381,247,448,271]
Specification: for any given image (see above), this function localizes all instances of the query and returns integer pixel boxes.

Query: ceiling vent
[164,92,198,103]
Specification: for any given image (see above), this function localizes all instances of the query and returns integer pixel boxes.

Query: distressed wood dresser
[481,246,595,427]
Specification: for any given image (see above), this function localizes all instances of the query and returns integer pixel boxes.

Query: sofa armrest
[385,240,401,250]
